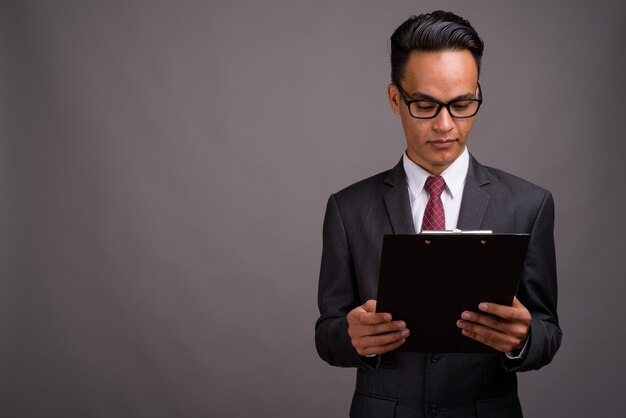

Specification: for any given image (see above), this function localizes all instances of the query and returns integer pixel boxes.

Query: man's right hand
[347,299,409,357]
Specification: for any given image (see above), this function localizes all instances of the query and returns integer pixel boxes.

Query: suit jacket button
[430,353,442,363]
[427,403,440,416]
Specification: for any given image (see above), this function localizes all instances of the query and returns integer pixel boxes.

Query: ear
[387,83,401,115]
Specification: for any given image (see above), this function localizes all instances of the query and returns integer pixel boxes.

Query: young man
[315,11,561,418]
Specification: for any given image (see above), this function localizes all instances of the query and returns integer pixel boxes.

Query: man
[315,11,561,418]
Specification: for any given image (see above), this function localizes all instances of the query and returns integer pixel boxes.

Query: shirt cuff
[505,336,529,359]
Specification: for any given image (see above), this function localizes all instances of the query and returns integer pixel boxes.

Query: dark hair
[390,11,484,85]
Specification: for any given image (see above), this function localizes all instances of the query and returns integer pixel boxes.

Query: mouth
[428,138,457,149]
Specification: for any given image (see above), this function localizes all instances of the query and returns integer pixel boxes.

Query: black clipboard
[376,233,530,353]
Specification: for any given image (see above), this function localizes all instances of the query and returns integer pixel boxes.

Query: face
[388,49,480,175]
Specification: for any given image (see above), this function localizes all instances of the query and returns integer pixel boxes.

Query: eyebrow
[410,91,475,101]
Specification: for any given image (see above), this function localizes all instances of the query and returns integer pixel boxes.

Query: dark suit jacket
[315,155,561,418]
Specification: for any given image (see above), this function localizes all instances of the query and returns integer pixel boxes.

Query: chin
[437,149,462,162]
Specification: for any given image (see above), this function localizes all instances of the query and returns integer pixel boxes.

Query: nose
[433,106,455,132]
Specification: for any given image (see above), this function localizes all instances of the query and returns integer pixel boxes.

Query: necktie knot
[424,175,446,198]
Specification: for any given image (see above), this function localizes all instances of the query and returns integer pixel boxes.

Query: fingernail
[401,329,410,337]
[397,321,406,329]
[383,314,392,321]
[457,320,464,328]
[461,312,471,320]
[479,303,488,311]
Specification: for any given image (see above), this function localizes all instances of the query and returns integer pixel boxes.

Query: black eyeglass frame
[395,82,483,119]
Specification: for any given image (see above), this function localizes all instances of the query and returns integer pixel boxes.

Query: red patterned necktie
[421,175,446,231]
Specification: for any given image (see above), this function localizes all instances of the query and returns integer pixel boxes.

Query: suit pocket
[475,395,523,418]
[349,392,396,418]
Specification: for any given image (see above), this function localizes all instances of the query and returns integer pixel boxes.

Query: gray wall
[2,1,625,417]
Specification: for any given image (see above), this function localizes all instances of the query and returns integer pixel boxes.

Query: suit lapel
[383,154,491,232]
[457,155,491,230]
[383,160,416,234]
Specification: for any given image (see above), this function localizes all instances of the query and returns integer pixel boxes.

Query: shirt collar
[402,147,469,199]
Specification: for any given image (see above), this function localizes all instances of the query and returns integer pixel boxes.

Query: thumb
[362,299,377,313]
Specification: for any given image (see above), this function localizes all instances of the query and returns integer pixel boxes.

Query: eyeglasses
[395,83,483,119]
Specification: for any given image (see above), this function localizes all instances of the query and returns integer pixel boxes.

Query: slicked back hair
[390,11,484,85]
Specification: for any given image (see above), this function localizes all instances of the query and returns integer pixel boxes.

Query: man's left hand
[456,297,531,353]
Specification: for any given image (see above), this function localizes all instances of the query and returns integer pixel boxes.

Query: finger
[354,300,392,324]
[461,311,506,332]
[461,328,518,352]
[361,330,409,349]
[350,320,407,338]
[459,311,528,340]
[458,321,519,352]
[356,329,410,354]
[347,303,391,324]
[358,311,393,325]
[477,300,530,322]
[358,337,407,357]
[361,299,377,313]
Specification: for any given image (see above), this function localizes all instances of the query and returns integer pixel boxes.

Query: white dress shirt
[402,147,469,231]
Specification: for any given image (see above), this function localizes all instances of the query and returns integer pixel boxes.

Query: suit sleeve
[503,191,562,372]
[314,194,379,369]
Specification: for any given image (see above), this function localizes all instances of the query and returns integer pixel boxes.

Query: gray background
[2,0,625,417]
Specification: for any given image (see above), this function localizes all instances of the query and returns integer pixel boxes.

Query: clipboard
[376,233,530,353]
